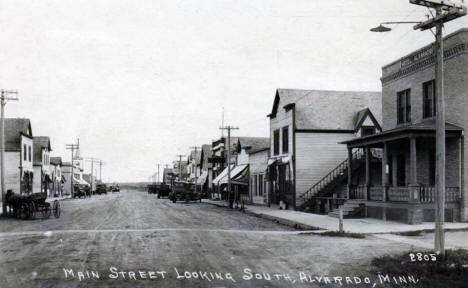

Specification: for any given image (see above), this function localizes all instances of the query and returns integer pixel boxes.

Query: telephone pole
[176,155,184,181]
[1,89,18,215]
[410,0,466,256]
[156,163,161,183]
[66,140,80,197]
[98,160,105,182]
[190,146,200,194]
[219,125,239,208]
[86,157,100,192]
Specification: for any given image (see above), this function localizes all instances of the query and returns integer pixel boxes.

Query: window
[397,89,411,124]
[23,144,27,161]
[423,80,436,118]
[361,127,375,137]
[251,176,256,196]
[254,176,258,196]
[28,146,31,162]
[258,174,263,196]
[273,129,279,155]
[282,126,289,154]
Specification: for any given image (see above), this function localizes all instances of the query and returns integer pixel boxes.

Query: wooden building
[33,136,52,195]
[0,118,34,195]
[267,88,381,210]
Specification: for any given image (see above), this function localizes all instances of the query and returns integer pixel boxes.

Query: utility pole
[156,163,161,183]
[176,155,184,181]
[1,89,18,215]
[219,125,239,208]
[86,157,100,192]
[66,140,80,197]
[98,160,105,182]
[190,146,200,194]
[410,0,466,256]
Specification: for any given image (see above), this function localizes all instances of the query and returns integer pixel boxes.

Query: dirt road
[0,190,415,287]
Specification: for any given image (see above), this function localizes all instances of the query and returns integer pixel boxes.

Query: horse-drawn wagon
[5,190,61,220]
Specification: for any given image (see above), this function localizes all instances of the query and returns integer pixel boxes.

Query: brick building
[341,28,468,223]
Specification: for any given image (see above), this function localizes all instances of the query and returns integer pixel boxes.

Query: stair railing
[299,148,364,206]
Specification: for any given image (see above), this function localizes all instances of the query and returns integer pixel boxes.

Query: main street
[0,190,414,288]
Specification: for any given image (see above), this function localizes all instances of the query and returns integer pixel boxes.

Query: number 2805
[409,253,437,262]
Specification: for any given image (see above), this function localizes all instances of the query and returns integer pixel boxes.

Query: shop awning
[212,164,234,186]
[196,170,208,185]
[217,164,248,185]
[231,165,249,186]
[73,177,90,186]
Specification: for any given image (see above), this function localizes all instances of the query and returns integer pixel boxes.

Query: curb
[203,200,322,231]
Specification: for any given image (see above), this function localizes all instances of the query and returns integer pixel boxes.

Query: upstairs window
[28,146,31,162]
[361,127,376,136]
[397,89,411,124]
[423,80,436,118]
[273,129,279,155]
[282,126,289,154]
[23,144,27,161]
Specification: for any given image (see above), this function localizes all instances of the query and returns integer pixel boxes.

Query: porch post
[409,136,420,202]
[347,147,353,199]
[408,136,422,224]
[382,141,389,202]
[365,146,370,200]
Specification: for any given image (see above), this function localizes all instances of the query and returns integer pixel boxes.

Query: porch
[340,120,464,224]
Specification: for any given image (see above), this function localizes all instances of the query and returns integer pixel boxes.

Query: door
[396,154,406,186]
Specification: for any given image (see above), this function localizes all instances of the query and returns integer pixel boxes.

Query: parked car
[73,184,90,198]
[95,184,107,195]
[147,184,159,194]
[158,184,171,199]
[169,181,201,203]
[111,184,120,193]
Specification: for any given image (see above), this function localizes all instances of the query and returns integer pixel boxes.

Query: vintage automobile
[168,181,201,203]
[73,184,91,198]
[110,184,120,193]
[95,184,107,195]
[147,184,159,194]
[157,184,171,199]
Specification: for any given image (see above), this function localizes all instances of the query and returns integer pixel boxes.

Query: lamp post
[371,0,466,256]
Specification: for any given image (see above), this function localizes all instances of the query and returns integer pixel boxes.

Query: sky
[0,0,466,182]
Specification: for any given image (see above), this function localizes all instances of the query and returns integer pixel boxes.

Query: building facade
[341,28,468,223]
[33,136,52,195]
[0,119,34,195]
[267,89,381,210]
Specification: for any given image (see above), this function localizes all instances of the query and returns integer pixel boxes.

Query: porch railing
[369,186,383,201]
[420,186,460,203]
[349,185,366,199]
[388,187,410,202]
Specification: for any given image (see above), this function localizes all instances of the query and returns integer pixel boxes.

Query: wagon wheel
[18,202,30,220]
[42,203,51,219]
[53,200,61,218]
[28,202,36,219]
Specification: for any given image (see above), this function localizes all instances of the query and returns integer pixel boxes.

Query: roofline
[382,28,468,70]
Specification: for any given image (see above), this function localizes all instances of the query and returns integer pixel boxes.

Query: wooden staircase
[328,200,366,218]
[298,149,364,211]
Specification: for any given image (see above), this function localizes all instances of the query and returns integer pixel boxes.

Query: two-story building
[0,119,34,195]
[198,144,213,195]
[267,88,381,210]
[33,136,52,195]
[50,156,64,197]
[341,28,468,224]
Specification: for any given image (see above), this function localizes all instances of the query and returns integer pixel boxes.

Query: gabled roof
[354,108,382,132]
[50,157,62,166]
[33,136,52,165]
[236,137,270,154]
[3,118,32,152]
[269,89,381,130]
